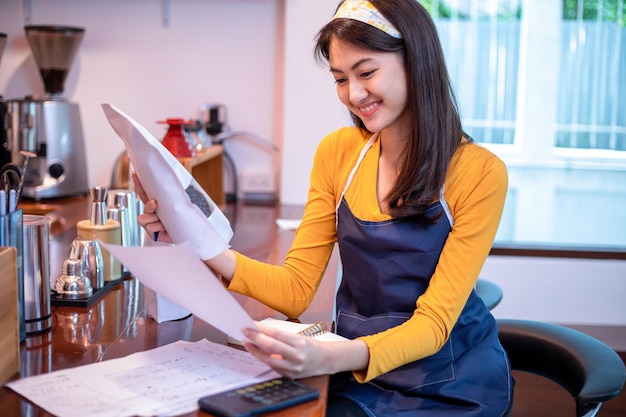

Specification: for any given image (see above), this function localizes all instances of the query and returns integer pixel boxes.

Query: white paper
[142,237,191,323]
[101,103,233,260]
[276,218,302,230]
[5,339,279,417]
[144,284,192,323]
[101,241,255,342]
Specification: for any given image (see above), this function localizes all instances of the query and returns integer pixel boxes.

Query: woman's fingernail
[153,231,159,241]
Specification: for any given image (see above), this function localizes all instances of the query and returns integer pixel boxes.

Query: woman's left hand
[241,321,369,379]
[132,173,173,243]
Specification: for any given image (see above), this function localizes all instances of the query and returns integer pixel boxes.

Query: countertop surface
[1,195,332,417]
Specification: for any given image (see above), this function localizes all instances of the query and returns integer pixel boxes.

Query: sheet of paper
[276,218,302,230]
[102,103,233,261]
[101,241,255,342]
[5,339,279,417]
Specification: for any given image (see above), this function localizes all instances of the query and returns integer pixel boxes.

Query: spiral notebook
[228,318,348,347]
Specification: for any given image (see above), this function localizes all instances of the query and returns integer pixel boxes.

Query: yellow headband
[333,0,402,39]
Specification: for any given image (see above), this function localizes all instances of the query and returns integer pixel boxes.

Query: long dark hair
[314,0,469,219]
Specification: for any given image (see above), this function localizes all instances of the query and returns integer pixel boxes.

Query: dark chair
[475,278,503,310]
[498,319,626,417]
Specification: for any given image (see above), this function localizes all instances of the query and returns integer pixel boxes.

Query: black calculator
[198,377,319,417]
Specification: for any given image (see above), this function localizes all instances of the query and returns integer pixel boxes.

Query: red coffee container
[158,118,194,158]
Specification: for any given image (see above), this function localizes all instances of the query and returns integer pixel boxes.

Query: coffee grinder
[0,32,9,167]
[5,25,89,199]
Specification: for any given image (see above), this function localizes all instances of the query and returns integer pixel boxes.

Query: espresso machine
[5,25,89,199]
[0,32,9,167]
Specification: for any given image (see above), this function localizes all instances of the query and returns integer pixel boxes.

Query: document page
[101,241,255,342]
[102,103,232,261]
[5,339,279,417]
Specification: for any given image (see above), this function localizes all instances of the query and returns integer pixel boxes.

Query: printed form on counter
[5,339,279,417]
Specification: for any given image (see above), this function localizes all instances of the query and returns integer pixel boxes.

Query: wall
[280,0,349,205]
[0,0,281,195]
[482,256,626,327]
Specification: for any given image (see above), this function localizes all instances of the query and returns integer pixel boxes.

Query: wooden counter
[0,196,334,417]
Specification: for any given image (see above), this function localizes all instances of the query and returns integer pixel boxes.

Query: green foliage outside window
[417,0,454,18]
[417,0,521,20]
[418,0,625,24]
[563,0,625,24]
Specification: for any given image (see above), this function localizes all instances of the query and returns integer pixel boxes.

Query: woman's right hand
[241,321,370,379]
[133,173,173,243]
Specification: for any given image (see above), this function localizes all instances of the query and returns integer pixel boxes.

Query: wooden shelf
[177,145,225,207]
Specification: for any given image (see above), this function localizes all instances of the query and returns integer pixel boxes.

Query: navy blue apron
[329,135,511,416]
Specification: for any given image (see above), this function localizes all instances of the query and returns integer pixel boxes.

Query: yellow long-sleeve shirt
[228,126,508,382]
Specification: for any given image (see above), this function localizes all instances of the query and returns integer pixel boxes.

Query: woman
[138,0,512,415]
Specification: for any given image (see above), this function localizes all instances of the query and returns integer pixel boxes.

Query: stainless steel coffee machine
[5,25,88,199]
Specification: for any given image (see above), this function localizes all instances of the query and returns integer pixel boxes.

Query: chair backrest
[475,278,503,310]
[497,319,625,417]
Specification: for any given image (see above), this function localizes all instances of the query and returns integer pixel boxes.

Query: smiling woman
[136,1,512,416]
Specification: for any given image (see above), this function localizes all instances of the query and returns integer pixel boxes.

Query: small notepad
[260,318,349,342]
[228,318,348,347]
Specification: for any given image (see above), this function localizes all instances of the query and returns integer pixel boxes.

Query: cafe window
[556,0,626,152]
[420,0,626,251]
[422,0,521,146]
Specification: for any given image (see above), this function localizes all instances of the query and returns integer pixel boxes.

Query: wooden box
[177,145,225,207]
[0,247,19,384]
